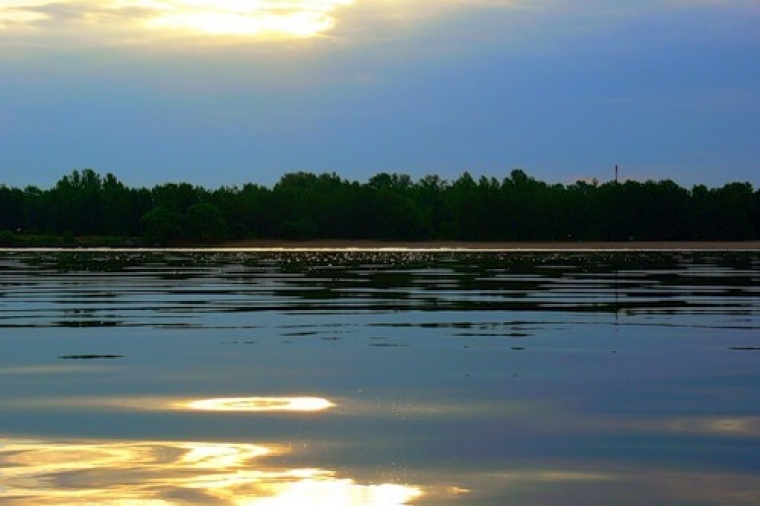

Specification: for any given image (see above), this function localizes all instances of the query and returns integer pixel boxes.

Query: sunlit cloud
[2,0,755,47]
[145,0,356,38]
[0,0,355,40]
[0,3,45,28]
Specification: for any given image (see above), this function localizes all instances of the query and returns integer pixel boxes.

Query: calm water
[1,248,759,505]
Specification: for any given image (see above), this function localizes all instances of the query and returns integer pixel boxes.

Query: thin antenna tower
[615,164,619,183]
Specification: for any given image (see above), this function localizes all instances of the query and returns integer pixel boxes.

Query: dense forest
[1,168,759,245]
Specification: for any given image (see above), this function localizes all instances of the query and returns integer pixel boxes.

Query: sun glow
[142,0,355,37]
[0,0,355,39]
[0,10,44,28]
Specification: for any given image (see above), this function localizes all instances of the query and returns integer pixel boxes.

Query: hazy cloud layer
[1,0,758,188]
[3,1,754,44]
[1,0,356,41]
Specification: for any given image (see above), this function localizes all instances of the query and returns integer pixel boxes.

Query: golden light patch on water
[0,437,423,505]
[180,396,336,412]
[669,416,760,437]
[2,395,337,414]
[501,470,617,483]
[0,365,114,375]
[178,441,276,467]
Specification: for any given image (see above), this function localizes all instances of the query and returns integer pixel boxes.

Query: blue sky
[1,0,758,189]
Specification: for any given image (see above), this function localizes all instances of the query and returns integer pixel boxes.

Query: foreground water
[1,248,759,505]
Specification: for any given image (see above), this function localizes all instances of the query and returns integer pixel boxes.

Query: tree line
[1,168,759,245]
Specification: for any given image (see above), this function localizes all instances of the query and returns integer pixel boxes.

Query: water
[1,249,759,505]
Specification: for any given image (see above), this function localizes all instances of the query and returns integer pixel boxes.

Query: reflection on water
[181,396,335,412]
[0,437,423,505]
[5,437,759,506]
[0,249,759,504]
[1,249,758,330]
[668,416,760,437]
[5,395,338,416]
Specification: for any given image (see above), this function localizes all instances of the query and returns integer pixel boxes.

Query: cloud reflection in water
[180,396,336,412]
[6,395,338,415]
[0,396,425,504]
[0,437,422,505]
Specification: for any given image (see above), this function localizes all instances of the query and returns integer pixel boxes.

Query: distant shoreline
[4,239,760,251]
[212,239,760,251]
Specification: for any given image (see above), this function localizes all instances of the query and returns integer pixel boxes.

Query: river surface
[1,248,759,505]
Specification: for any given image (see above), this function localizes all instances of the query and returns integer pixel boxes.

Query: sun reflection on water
[0,437,423,505]
[668,416,760,437]
[180,396,336,412]
[6,395,338,414]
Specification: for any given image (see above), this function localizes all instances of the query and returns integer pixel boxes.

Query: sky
[1,0,759,190]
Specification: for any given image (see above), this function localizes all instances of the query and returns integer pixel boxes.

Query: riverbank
[4,235,760,251]
[214,239,760,250]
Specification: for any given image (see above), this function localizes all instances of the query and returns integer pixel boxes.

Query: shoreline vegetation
[215,239,760,250]
[2,169,759,247]
[3,238,760,251]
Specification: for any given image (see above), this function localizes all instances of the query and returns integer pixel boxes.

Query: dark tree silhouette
[1,168,757,245]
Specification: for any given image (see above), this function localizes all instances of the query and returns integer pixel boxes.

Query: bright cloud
[145,0,356,37]
[0,0,531,41]
[0,0,355,39]
[3,0,754,45]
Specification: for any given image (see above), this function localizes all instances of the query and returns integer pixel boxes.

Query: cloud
[3,0,755,50]
[0,0,565,49]
[0,0,357,42]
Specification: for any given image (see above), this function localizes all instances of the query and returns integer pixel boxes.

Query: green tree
[101,174,125,234]
[0,229,16,246]
[140,205,183,245]
[1,167,757,244]
[152,183,203,213]
[184,202,228,243]
[413,174,448,239]
[750,189,760,239]
[712,182,754,240]
[0,185,25,233]
[49,169,105,235]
